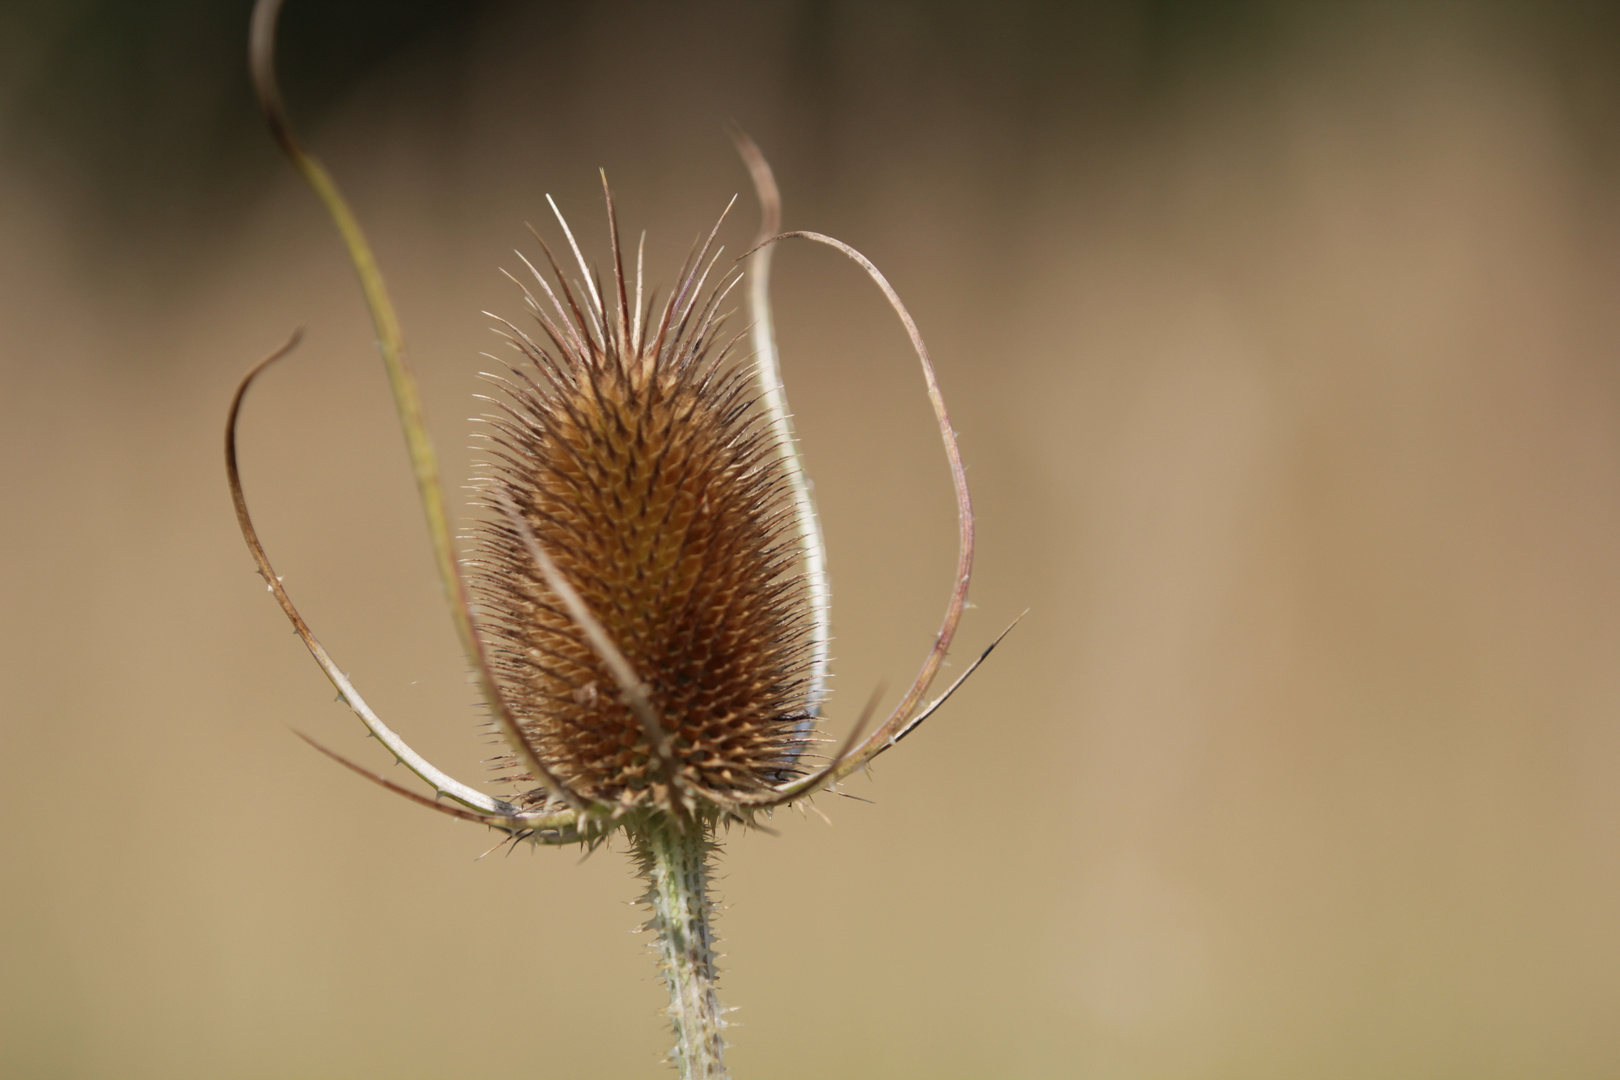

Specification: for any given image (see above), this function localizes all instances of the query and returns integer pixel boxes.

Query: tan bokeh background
[5,2,1620,1077]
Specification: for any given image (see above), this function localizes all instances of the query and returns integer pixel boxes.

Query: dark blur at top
[10,0,1620,275]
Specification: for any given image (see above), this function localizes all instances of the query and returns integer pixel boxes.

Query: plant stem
[634,816,729,1079]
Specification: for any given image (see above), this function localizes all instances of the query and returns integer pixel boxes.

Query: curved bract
[731,131,832,744]
[246,0,577,813]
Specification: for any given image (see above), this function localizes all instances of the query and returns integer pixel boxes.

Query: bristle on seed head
[471,187,816,817]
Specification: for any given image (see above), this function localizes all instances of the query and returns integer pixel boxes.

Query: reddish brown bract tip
[471,196,817,815]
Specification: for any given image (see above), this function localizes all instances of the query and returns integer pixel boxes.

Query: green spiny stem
[632,816,729,1079]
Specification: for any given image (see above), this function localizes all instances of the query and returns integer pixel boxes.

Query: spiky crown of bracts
[469,196,817,819]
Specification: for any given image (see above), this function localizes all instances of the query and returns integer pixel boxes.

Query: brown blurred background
[6,1,1620,1076]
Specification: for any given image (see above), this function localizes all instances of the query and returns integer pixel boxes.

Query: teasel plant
[227,1,1014,1076]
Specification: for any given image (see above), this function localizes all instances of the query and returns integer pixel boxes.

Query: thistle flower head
[472,192,817,818]
[236,3,1000,1071]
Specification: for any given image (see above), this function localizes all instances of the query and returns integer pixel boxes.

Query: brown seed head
[471,193,816,817]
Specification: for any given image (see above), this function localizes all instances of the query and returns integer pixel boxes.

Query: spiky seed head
[471,197,816,819]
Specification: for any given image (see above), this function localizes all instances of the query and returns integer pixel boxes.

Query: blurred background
[5,1,1620,1076]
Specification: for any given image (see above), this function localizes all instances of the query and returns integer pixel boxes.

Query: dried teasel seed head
[470,189,817,818]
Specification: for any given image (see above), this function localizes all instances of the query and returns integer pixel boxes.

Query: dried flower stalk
[228,1,1012,1075]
